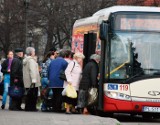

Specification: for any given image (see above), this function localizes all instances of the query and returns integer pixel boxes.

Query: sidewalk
[0,109,120,125]
[0,99,121,125]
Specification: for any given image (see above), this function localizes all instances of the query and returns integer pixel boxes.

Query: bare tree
[0,0,26,56]
[29,0,118,54]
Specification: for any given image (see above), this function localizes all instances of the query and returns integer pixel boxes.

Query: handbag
[8,85,25,98]
[62,87,67,96]
[26,83,36,96]
[66,84,77,98]
[59,70,67,80]
[88,87,98,106]
[59,62,75,81]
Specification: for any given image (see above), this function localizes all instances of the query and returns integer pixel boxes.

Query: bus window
[109,34,130,79]
[105,32,160,80]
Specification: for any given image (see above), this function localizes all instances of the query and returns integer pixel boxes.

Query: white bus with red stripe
[72,6,160,118]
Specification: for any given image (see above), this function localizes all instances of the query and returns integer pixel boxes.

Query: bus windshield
[107,32,160,80]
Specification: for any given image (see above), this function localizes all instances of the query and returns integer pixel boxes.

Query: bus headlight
[105,91,131,101]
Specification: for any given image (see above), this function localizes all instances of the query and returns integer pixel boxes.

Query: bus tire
[97,110,113,117]
[142,114,153,120]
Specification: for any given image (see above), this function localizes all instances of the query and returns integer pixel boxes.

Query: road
[1,109,160,125]
[114,113,160,125]
[0,100,160,125]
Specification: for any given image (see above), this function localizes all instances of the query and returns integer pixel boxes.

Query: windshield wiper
[143,68,160,71]
[125,69,144,83]
[143,68,160,75]
[126,68,160,82]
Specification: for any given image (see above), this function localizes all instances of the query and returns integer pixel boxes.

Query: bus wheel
[98,110,113,117]
[142,114,153,120]
[152,114,160,119]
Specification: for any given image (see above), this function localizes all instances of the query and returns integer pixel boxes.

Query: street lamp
[24,0,30,48]
[28,31,33,47]
[24,0,30,9]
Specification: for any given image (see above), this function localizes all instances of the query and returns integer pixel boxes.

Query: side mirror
[99,21,108,41]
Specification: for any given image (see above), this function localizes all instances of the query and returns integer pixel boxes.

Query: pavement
[0,99,121,125]
[0,110,120,125]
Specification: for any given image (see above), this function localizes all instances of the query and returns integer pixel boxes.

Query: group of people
[41,49,100,114]
[0,47,101,115]
[1,47,41,111]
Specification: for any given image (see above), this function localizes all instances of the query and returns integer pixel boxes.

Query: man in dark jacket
[9,48,24,110]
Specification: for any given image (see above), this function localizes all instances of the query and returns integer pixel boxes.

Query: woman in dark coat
[78,54,100,114]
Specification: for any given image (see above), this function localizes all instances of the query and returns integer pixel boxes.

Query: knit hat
[14,48,23,53]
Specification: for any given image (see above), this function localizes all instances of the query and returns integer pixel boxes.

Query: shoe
[71,110,79,114]
[1,104,5,109]
[18,107,24,111]
[25,108,38,112]
[83,110,90,115]
[9,108,19,111]
[65,111,72,114]
[83,111,90,115]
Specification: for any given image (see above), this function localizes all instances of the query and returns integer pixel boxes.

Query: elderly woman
[63,53,85,114]
[78,54,100,114]
[23,47,41,111]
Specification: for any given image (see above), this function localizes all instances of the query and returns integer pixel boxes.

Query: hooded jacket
[23,56,41,88]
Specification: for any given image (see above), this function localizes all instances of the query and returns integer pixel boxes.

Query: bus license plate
[143,106,160,113]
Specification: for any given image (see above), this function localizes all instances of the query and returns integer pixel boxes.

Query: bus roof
[93,6,160,16]
[73,16,101,28]
[74,6,160,28]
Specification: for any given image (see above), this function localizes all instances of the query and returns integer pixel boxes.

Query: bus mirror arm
[99,21,108,41]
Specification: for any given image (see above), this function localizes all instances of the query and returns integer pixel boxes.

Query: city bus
[72,6,160,118]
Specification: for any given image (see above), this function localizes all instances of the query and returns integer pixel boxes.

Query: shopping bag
[88,87,98,106]
[66,84,77,98]
[62,87,67,96]
[8,85,25,98]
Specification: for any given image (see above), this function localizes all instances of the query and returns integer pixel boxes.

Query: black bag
[59,61,75,81]
[59,70,67,81]
[26,83,36,96]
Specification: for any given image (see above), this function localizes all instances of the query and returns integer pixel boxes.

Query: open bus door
[83,33,97,68]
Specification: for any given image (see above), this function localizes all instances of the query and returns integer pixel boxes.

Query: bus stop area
[0,109,120,125]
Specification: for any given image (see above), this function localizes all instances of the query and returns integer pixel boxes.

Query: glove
[14,79,18,83]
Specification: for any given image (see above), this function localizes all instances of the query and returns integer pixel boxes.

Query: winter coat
[64,60,82,90]
[23,56,41,88]
[1,59,11,74]
[79,59,99,90]
[41,58,52,78]
[10,56,24,87]
[48,57,68,88]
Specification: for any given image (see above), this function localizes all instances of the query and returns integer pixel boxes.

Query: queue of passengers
[0,47,100,115]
